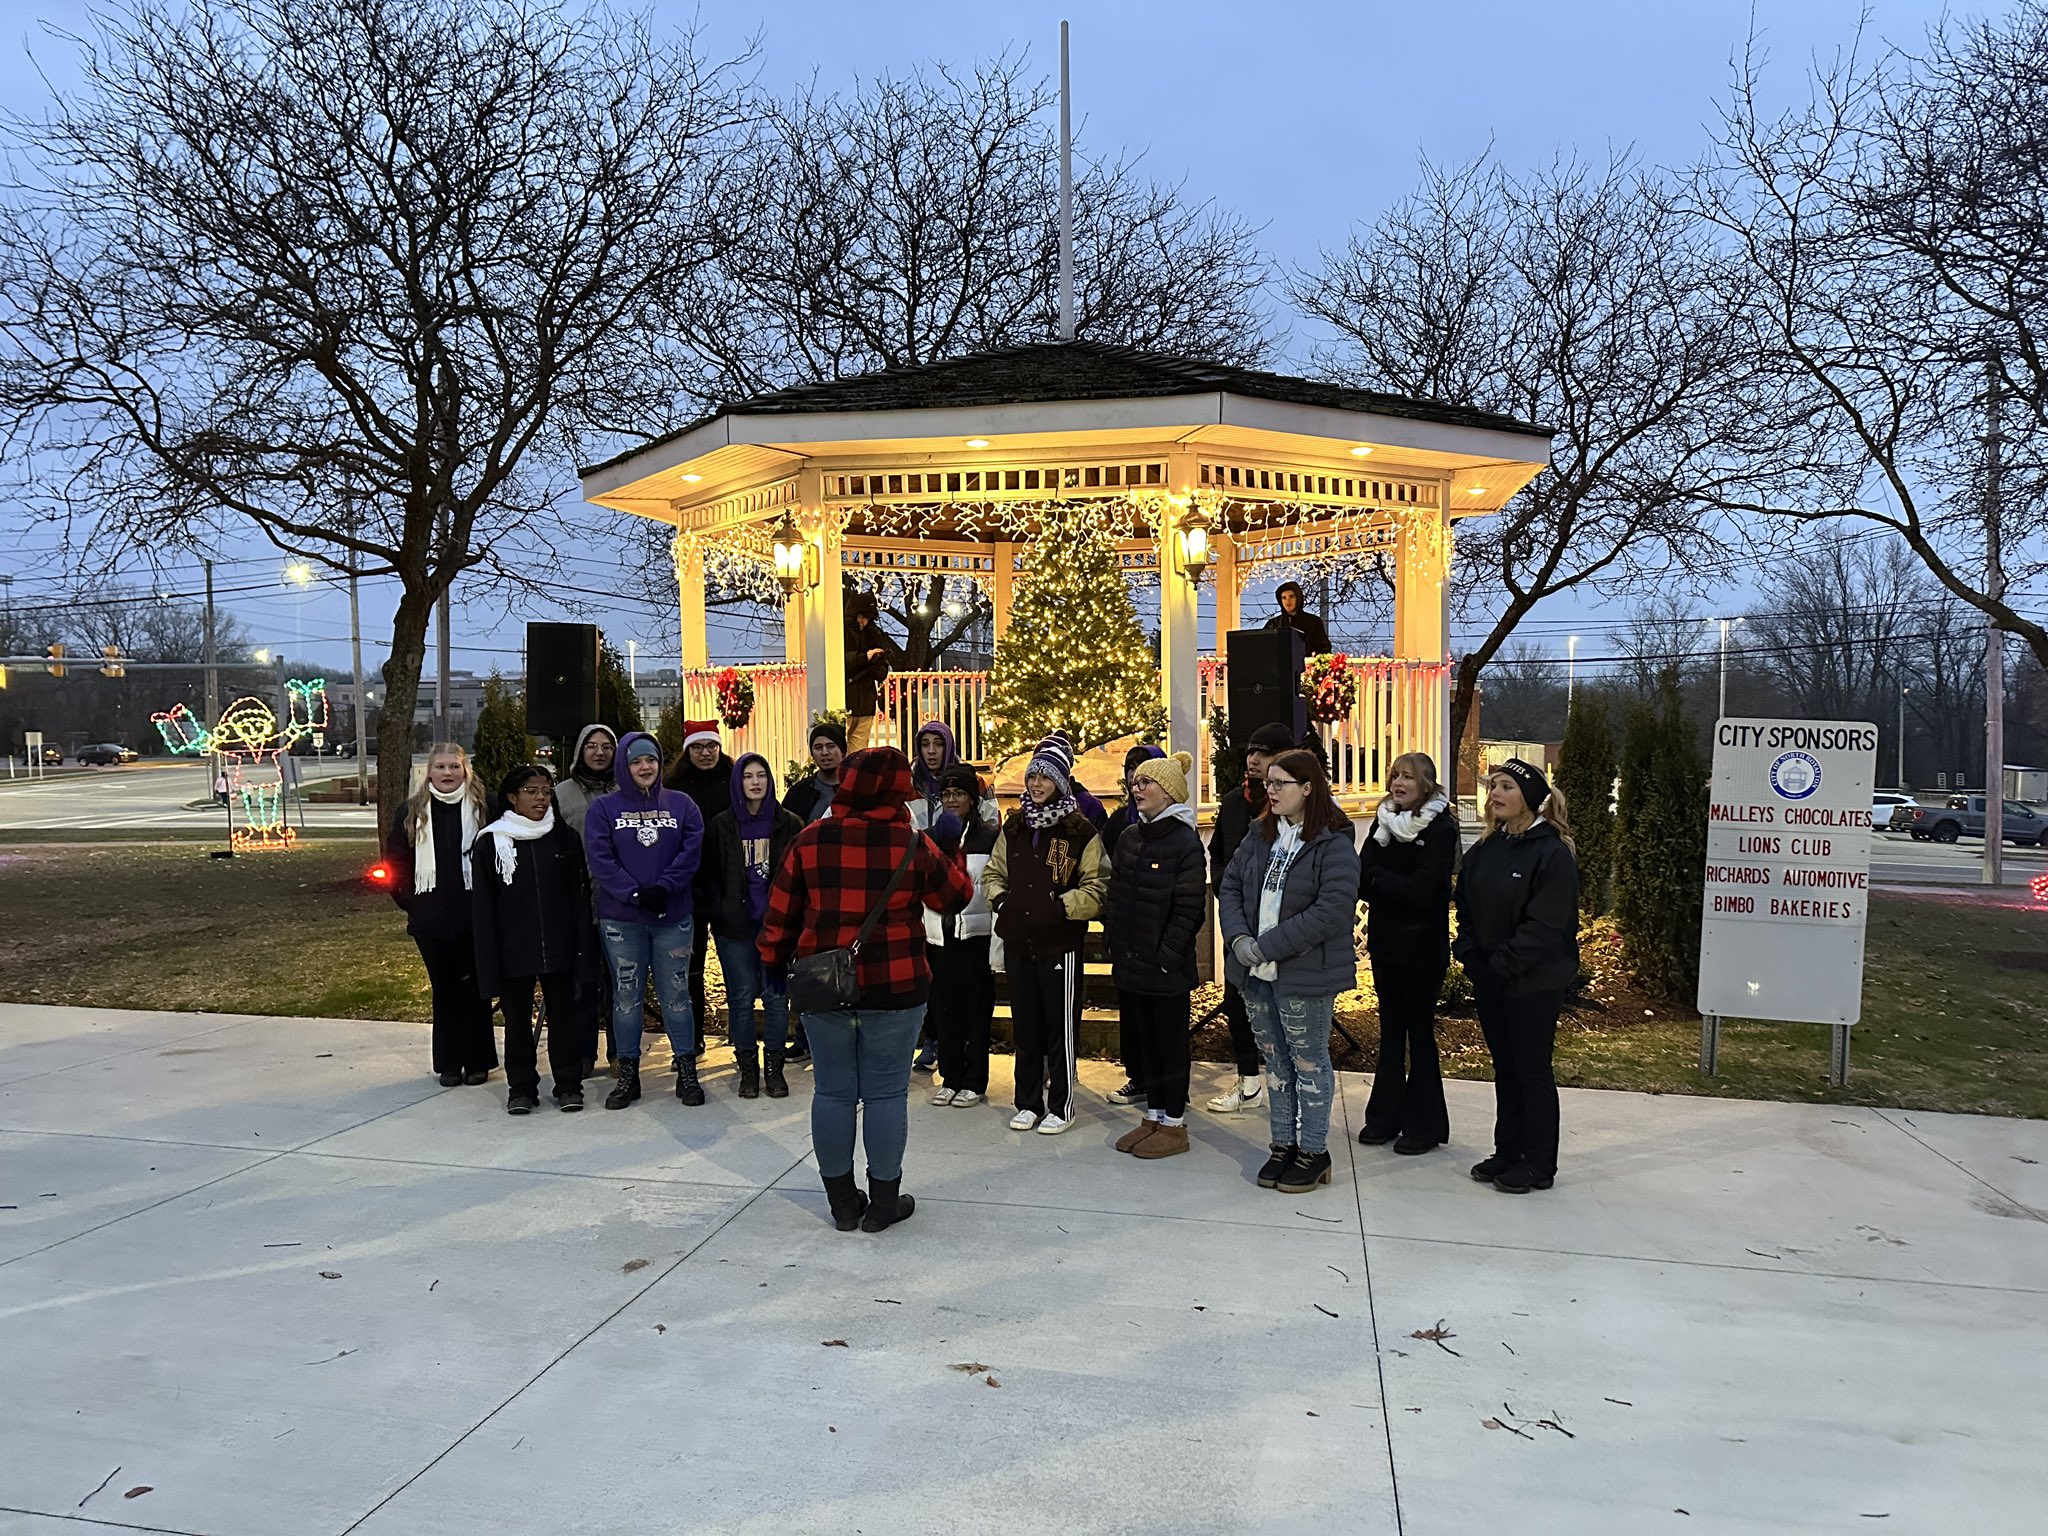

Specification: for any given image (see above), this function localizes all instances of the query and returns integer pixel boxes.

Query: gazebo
[579,341,1551,807]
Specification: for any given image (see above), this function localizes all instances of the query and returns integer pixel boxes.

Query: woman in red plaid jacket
[759,746,973,1234]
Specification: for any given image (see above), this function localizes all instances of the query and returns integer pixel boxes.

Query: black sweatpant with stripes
[1009,949,1080,1119]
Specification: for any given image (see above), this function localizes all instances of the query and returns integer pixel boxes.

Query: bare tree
[1692,11,2048,672]
[1477,641,1568,741]
[0,0,746,821]
[1294,153,1773,790]
[621,53,1274,626]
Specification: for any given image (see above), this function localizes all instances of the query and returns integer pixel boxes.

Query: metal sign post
[1697,719,1879,1086]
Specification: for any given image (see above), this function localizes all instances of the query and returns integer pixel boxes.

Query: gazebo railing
[1198,656,1447,809]
[682,664,811,776]
[879,670,990,763]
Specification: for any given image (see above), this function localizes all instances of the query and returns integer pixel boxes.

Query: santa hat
[682,720,721,751]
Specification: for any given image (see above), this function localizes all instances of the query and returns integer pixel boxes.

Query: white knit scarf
[1372,792,1449,847]
[414,783,479,894]
[484,806,557,885]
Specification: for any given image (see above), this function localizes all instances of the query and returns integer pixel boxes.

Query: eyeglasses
[1264,776,1302,790]
[514,783,552,798]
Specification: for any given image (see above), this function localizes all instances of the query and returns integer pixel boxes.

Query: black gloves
[632,885,669,915]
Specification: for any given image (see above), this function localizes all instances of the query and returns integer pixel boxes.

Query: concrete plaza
[1,1001,2043,1535]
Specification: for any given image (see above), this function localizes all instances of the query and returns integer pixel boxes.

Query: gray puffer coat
[1218,819,1359,997]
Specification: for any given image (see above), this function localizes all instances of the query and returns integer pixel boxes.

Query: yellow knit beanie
[1134,749,1194,805]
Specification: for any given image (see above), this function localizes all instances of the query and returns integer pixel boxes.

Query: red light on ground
[366,863,392,885]
[2032,872,2048,905]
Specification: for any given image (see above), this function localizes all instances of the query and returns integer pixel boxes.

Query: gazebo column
[1157,474,1201,761]
[801,496,845,721]
[1213,533,1240,639]
[992,539,1016,642]
[675,532,708,672]
[1394,503,1454,770]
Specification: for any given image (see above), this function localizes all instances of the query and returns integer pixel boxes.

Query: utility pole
[1984,359,2005,886]
[1898,686,1909,790]
[1717,616,1742,719]
[202,559,219,725]
[1566,634,1579,716]
[348,547,369,805]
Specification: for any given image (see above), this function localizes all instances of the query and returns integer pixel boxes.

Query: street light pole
[1898,686,1909,790]
[1567,634,1579,716]
[1717,616,1743,719]
[628,639,637,690]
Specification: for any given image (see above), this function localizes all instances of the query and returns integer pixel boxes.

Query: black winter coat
[783,772,836,825]
[468,818,591,995]
[1452,819,1580,998]
[384,800,477,939]
[1104,812,1208,996]
[844,622,898,716]
[1358,808,1458,965]
[1208,782,1266,897]
[665,754,734,895]
[702,804,805,938]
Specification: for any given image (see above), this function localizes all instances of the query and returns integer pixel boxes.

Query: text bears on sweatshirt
[583,731,706,926]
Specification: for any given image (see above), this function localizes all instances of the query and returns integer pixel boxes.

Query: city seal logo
[1768,750,1821,801]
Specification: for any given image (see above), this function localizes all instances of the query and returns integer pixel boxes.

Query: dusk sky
[0,0,1960,680]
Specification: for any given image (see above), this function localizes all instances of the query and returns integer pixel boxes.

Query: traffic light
[100,645,125,678]
[43,643,64,678]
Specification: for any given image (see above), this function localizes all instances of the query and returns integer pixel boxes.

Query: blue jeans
[598,919,695,1061]
[715,933,789,1057]
[806,1005,922,1182]
[1241,978,1337,1155]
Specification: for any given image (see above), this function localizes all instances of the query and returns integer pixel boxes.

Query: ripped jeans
[598,919,696,1062]
[1239,978,1337,1156]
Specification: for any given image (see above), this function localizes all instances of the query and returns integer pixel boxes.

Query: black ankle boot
[763,1051,789,1099]
[736,1047,760,1100]
[1257,1144,1299,1189]
[859,1174,915,1232]
[821,1171,868,1232]
[604,1057,641,1110]
[1276,1149,1334,1193]
[675,1053,705,1106]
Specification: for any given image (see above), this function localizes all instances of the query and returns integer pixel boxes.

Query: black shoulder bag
[787,836,921,1014]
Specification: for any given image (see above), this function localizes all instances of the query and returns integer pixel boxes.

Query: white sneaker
[930,1085,957,1107]
[1008,1109,1041,1132]
[1035,1113,1072,1136]
[1206,1078,1265,1114]
[950,1089,983,1108]
[1105,1080,1146,1106]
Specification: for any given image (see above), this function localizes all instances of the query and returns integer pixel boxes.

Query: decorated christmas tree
[984,505,1168,757]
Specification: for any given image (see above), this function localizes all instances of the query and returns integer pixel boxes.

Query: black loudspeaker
[1226,627,1306,741]
[525,622,600,741]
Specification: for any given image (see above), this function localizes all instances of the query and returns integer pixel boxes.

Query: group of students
[386,707,1580,1227]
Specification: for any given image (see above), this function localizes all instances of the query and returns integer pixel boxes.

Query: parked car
[1872,791,1914,831]
[1907,795,2048,846]
[75,743,139,766]
[24,744,62,765]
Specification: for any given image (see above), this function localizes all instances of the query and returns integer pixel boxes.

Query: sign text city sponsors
[1697,720,1878,1026]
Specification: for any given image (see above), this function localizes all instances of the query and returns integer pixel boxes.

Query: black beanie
[809,721,849,753]
[1246,721,1296,755]
[938,764,981,797]
[1497,757,1552,815]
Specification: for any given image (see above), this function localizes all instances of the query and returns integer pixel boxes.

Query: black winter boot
[736,1047,761,1100]
[859,1174,915,1233]
[675,1052,706,1106]
[763,1050,789,1099]
[1257,1144,1299,1189]
[604,1057,641,1110]
[821,1171,868,1232]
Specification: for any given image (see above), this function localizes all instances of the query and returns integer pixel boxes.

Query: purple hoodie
[583,731,705,926]
[911,719,960,809]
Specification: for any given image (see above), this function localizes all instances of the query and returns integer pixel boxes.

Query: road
[0,759,378,833]
[6,767,2044,889]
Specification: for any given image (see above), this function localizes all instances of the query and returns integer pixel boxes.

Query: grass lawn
[1,841,2043,1117]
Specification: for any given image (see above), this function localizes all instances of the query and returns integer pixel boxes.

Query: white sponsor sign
[1696,718,1878,1025]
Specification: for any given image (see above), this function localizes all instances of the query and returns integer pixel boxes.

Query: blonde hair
[1477,769,1575,854]
[1377,751,1454,822]
[403,741,486,843]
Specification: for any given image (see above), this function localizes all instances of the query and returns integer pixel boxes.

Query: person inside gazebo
[1264,581,1331,656]
[844,591,899,751]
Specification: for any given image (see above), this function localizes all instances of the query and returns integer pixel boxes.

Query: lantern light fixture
[1175,499,1214,584]
[771,514,811,599]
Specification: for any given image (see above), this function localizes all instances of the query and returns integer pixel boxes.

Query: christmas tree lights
[152,679,329,851]
[982,506,1167,758]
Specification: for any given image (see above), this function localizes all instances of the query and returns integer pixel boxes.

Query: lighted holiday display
[982,504,1168,758]
[1300,653,1360,723]
[153,679,329,851]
